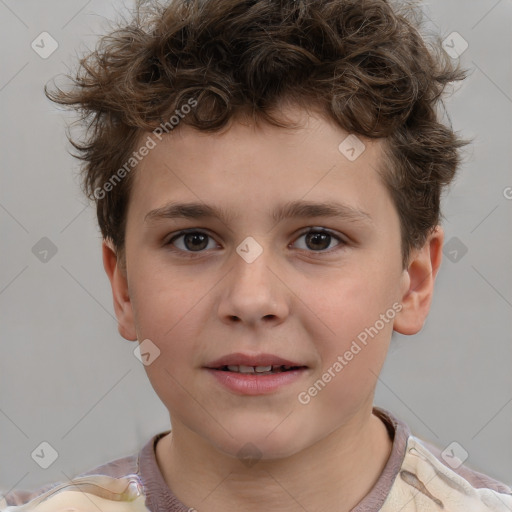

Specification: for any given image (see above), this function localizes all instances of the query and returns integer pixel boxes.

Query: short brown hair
[46,0,470,270]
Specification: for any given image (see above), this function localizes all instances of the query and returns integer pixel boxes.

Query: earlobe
[393,226,444,336]
[102,240,138,341]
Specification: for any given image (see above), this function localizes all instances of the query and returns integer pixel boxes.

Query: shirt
[2,406,511,511]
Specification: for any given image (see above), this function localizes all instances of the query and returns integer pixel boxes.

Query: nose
[217,245,289,327]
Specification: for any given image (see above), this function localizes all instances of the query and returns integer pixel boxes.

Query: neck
[155,407,393,512]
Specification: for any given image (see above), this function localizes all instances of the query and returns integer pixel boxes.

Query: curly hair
[46,0,470,270]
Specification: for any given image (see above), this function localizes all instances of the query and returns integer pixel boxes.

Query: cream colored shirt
[2,407,511,511]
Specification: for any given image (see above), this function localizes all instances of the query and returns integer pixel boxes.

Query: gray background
[1,0,511,495]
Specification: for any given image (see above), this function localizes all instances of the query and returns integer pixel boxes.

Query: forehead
[127,108,394,229]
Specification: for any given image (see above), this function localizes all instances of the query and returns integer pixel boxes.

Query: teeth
[224,365,297,373]
[255,365,272,372]
[238,365,255,373]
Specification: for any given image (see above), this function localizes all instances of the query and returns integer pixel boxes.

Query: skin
[103,104,444,512]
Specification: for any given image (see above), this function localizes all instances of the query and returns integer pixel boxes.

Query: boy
[2,0,511,510]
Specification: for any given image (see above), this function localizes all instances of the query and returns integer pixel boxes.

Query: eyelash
[164,227,347,258]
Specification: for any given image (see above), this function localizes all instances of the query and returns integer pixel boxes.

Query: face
[106,105,438,460]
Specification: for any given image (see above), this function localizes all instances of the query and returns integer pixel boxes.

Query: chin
[218,437,306,463]
[205,417,317,463]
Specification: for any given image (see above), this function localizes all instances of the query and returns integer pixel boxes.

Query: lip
[204,352,309,395]
[205,367,308,395]
[205,352,305,368]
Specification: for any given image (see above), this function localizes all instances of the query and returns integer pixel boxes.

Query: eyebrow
[144,200,373,226]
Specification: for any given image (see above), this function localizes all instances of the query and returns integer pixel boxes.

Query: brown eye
[183,232,208,251]
[305,232,331,251]
[167,230,216,253]
[292,228,344,252]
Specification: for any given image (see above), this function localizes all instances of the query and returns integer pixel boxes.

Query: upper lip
[205,352,306,368]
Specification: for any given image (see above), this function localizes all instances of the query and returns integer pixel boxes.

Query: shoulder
[1,452,146,511]
[382,435,512,511]
[417,437,512,495]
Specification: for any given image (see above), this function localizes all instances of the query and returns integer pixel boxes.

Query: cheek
[305,271,396,388]
[129,281,206,397]
[313,270,397,338]
[130,258,202,334]
[133,284,204,412]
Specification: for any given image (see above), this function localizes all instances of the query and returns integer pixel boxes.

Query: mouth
[213,364,307,375]
[204,353,308,373]
[203,353,309,394]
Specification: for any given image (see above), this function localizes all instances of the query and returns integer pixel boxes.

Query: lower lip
[205,368,308,395]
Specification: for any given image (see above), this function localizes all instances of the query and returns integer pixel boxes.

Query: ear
[102,240,138,341]
[393,225,444,335]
